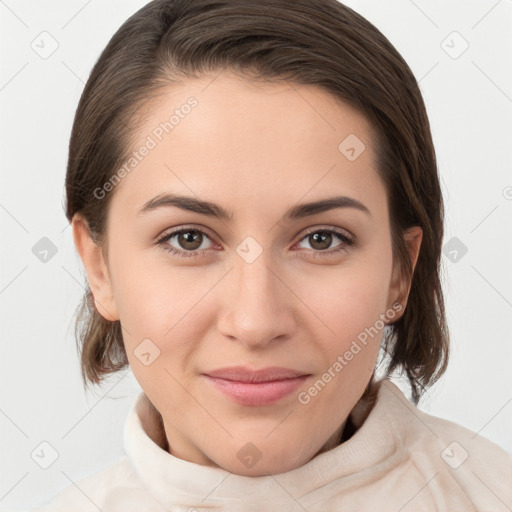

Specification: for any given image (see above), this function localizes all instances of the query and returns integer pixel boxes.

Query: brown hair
[65,0,449,405]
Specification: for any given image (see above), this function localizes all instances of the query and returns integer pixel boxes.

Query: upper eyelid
[300,225,353,239]
[157,224,216,241]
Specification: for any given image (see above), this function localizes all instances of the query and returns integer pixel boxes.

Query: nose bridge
[217,241,295,347]
[237,247,277,305]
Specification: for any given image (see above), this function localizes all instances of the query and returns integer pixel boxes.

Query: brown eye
[308,231,333,251]
[297,228,353,254]
[176,230,204,251]
[156,228,214,257]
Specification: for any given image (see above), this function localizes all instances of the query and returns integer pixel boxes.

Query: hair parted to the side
[65,0,449,405]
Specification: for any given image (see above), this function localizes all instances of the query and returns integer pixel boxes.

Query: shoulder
[381,381,512,511]
[27,456,165,511]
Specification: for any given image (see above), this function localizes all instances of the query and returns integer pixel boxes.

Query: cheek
[295,249,394,388]
[303,259,392,338]
[110,253,214,363]
[297,263,392,412]
[110,243,189,322]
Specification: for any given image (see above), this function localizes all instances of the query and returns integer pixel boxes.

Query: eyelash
[155,225,355,259]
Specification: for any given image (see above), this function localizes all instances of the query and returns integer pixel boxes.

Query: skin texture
[73,71,422,476]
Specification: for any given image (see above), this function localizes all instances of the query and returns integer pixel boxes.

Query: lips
[204,365,309,383]
[203,366,311,406]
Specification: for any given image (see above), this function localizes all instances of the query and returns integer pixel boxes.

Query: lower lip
[204,375,309,406]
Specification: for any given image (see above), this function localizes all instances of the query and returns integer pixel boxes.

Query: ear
[71,214,119,322]
[386,226,423,321]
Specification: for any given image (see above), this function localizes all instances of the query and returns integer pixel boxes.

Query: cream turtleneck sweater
[30,378,512,511]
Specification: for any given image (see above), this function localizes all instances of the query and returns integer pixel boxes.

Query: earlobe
[71,214,119,322]
[387,226,423,321]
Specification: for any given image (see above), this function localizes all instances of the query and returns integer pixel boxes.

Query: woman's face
[74,71,421,476]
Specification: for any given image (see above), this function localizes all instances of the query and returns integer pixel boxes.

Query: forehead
[110,71,386,218]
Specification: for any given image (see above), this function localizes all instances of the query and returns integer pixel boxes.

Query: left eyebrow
[284,195,371,220]
[136,193,371,220]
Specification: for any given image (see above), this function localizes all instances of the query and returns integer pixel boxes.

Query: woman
[32,0,511,510]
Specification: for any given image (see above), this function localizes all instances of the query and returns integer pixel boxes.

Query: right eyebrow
[137,193,235,221]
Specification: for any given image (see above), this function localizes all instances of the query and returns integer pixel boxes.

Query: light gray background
[1,0,511,509]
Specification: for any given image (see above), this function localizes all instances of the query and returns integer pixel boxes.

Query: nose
[216,248,297,350]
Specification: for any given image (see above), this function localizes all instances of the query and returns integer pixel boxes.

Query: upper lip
[205,366,309,383]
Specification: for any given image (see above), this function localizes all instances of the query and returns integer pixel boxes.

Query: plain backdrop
[1,0,511,509]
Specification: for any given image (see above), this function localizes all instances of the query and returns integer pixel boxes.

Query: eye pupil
[179,230,202,250]
[310,231,332,250]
